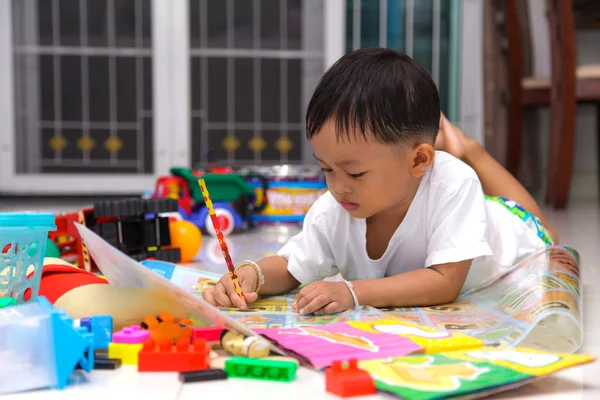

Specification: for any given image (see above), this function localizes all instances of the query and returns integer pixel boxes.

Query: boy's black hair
[306,48,440,145]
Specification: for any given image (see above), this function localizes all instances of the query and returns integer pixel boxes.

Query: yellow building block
[108,342,143,365]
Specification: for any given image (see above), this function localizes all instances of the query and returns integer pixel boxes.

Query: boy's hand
[292,281,354,316]
[202,267,259,309]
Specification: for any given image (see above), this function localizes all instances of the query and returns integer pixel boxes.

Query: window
[188,0,324,166]
[12,0,154,174]
[345,0,460,119]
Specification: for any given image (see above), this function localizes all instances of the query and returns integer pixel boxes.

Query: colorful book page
[256,323,423,369]
[346,320,483,354]
[358,347,595,400]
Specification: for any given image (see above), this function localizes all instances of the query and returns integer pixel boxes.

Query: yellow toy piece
[108,342,144,365]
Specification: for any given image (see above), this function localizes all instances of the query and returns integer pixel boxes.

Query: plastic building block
[179,369,228,383]
[138,337,210,372]
[0,298,16,308]
[90,315,113,349]
[193,326,223,342]
[0,212,56,306]
[0,296,94,394]
[157,310,175,323]
[113,325,151,344]
[76,355,122,370]
[78,315,112,349]
[225,357,297,382]
[108,342,144,365]
[141,313,192,343]
[80,317,91,331]
[94,358,121,370]
[325,359,376,398]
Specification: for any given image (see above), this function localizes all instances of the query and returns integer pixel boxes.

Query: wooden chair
[505,0,600,208]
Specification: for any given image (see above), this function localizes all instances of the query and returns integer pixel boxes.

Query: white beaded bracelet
[236,260,265,292]
[340,279,360,309]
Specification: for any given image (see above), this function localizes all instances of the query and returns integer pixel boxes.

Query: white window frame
[0,0,175,195]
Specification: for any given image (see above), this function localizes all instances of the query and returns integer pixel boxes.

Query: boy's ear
[410,143,435,178]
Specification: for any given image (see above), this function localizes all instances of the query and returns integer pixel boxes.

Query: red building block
[325,359,377,398]
[138,337,210,372]
[192,327,223,342]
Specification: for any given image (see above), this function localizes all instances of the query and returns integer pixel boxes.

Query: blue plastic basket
[0,212,56,306]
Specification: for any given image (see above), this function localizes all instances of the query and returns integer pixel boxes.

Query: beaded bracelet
[235,260,264,293]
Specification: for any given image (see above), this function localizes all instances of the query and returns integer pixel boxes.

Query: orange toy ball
[169,220,202,262]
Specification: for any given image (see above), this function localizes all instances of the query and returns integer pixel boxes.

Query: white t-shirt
[277,151,548,293]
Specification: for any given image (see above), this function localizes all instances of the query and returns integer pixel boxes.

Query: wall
[459,0,484,144]
[528,0,600,180]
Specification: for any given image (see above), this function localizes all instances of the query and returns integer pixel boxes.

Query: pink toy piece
[192,327,223,342]
[113,325,151,344]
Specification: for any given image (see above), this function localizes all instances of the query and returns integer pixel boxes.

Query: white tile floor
[2,196,600,398]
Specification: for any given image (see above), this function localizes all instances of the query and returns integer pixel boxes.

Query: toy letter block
[138,337,210,372]
[108,342,144,365]
[225,357,297,382]
[113,325,151,344]
[325,359,376,398]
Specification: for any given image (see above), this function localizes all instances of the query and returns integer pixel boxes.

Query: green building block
[225,357,297,382]
[0,297,16,308]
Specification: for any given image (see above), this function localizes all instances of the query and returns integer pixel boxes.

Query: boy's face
[310,120,433,219]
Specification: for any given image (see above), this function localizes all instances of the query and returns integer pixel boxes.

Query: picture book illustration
[357,347,595,400]
[169,245,582,354]
[255,322,423,369]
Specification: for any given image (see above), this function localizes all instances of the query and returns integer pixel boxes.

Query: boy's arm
[255,255,301,296]
[294,260,471,315]
[352,260,471,308]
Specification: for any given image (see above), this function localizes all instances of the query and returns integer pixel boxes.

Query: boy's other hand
[292,281,354,316]
[202,268,258,309]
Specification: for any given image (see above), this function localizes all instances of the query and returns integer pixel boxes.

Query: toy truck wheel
[205,208,236,237]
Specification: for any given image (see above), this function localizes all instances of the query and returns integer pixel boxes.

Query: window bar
[22,0,41,172]
[14,46,153,56]
[226,0,235,164]
[432,0,441,85]
[80,0,91,163]
[135,0,144,173]
[253,0,262,163]
[52,0,62,163]
[280,0,288,163]
[405,0,414,57]
[379,0,388,48]
[40,120,138,130]
[107,0,118,163]
[206,122,303,130]
[200,0,209,164]
[352,0,361,50]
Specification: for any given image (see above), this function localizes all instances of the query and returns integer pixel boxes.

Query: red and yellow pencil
[198,178,245,302]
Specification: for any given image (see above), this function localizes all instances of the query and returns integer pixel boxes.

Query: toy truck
[49,198,182,272]
[151,167,268,236]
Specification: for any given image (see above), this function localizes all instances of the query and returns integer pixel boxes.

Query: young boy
[202,48,556,316]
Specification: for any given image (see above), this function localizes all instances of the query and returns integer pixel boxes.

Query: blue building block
[80,317,92,332]
[78,315,113,350]
[90,315,113,350]
[0,296,94,394]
